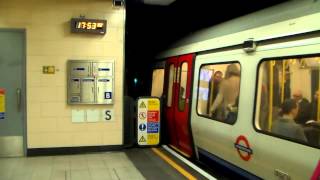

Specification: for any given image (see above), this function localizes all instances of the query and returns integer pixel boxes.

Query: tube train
[150,1,320,179]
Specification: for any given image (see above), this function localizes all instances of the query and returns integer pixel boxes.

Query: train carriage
[151,0,320,179]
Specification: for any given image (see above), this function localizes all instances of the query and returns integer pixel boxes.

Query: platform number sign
[104,92,112,99]
[137,97,161,146]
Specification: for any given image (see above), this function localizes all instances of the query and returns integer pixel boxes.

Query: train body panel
[158,1,320,59]
[153,1,320,179]
[191,41,320,179]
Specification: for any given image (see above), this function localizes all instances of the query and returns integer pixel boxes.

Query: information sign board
[137,97,161,146]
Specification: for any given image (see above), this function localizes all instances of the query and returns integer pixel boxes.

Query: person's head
[292,90,303,102]
[281,99,299,118]
[213,71,223,82]
[225,64,240,79]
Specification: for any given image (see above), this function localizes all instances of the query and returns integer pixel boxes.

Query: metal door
[164,54,194,157]
[164,57,179,148]
[0,30,26,157]
[174,54,194,156]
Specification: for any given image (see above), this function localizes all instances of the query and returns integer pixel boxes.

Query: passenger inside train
[271,98,307,142]
[197,63,241,124]
[256,57,320,147]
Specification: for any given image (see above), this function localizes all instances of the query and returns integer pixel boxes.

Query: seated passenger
[271,99,307,142]
[292,90,311,125]
[304,121,320,147]
[311,90,319,121]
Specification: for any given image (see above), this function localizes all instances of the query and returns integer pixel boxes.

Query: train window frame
[167,64,175,107]
[195,61,241,125]
[253,53,320,149]
[178,61,188,112]
[151,68,165,98]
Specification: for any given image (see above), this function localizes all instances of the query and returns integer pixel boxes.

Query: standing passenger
[209,64,240,121]
[271,99,307,142]
[208,71,223,116]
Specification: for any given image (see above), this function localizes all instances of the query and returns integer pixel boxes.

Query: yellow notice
[0,93,4,112]
[147,133,159,145]
[148,99,160,111]
[0,89,5,120]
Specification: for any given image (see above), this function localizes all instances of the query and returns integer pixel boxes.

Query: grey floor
[0,152,145,180]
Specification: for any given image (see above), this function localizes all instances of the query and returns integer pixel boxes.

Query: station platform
[0,146,215,180]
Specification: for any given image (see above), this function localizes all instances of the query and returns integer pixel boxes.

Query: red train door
[164,54,194,157]
[164,57,179,149]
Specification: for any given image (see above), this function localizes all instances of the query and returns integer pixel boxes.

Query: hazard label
[138,112,146,120]
[139,123,146,131]
[147,133,159,145]
[139,101,147,108]
[139,136,146,143]
[137,97,161,146]
[147,123,159,133]
[147,111,159,122]
[0,88,5,120]
[148,99,159,111]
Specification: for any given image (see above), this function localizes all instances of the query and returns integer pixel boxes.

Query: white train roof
[157,0,320,59]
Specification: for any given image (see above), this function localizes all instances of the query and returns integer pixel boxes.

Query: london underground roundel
[234,135,253,161]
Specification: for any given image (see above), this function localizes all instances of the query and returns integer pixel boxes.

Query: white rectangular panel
[97,77,113,104]
[72,109,85,123]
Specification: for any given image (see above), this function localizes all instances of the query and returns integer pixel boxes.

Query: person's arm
[210,92,223,115]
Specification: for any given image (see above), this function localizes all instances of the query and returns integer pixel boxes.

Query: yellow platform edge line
[151,148,197,180]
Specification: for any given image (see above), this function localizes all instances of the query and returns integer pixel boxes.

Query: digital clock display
[71,18,107,35]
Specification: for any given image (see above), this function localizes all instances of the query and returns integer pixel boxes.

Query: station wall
[0,0,125,148]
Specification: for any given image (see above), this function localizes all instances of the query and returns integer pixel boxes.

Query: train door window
[255,56,320,148]
[178,62,188,111]
[197,62,241,124]
[167,64,175,107]
[151,69,164,97]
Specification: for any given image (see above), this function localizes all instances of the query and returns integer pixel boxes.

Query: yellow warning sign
[147,133,159,145]
[0,94,4,112]
[139,136,146,143]
[0,89,5,120]
[139,101,147,108]
[148,99,160,111]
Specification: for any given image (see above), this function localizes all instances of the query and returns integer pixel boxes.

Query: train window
[178,62,188,111]
[255,56,320,148]
[197,62,241,124]
[167,64,174,107]
[151,69,164,97]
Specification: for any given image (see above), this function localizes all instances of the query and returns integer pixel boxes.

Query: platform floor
[0,147,209,180]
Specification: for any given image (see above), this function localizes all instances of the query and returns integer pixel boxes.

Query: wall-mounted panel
[97,77,113,104]
[68,60,114,105]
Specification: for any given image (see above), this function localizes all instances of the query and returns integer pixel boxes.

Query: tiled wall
[0,0,125,148]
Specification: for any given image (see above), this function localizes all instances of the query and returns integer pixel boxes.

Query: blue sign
[147,122,159,133]
[139,123,146,131]
[0,112,4,120]
[104,92,112,99]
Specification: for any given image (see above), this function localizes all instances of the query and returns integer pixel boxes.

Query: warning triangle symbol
[139,102,146,108]
[139,136,146,143]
